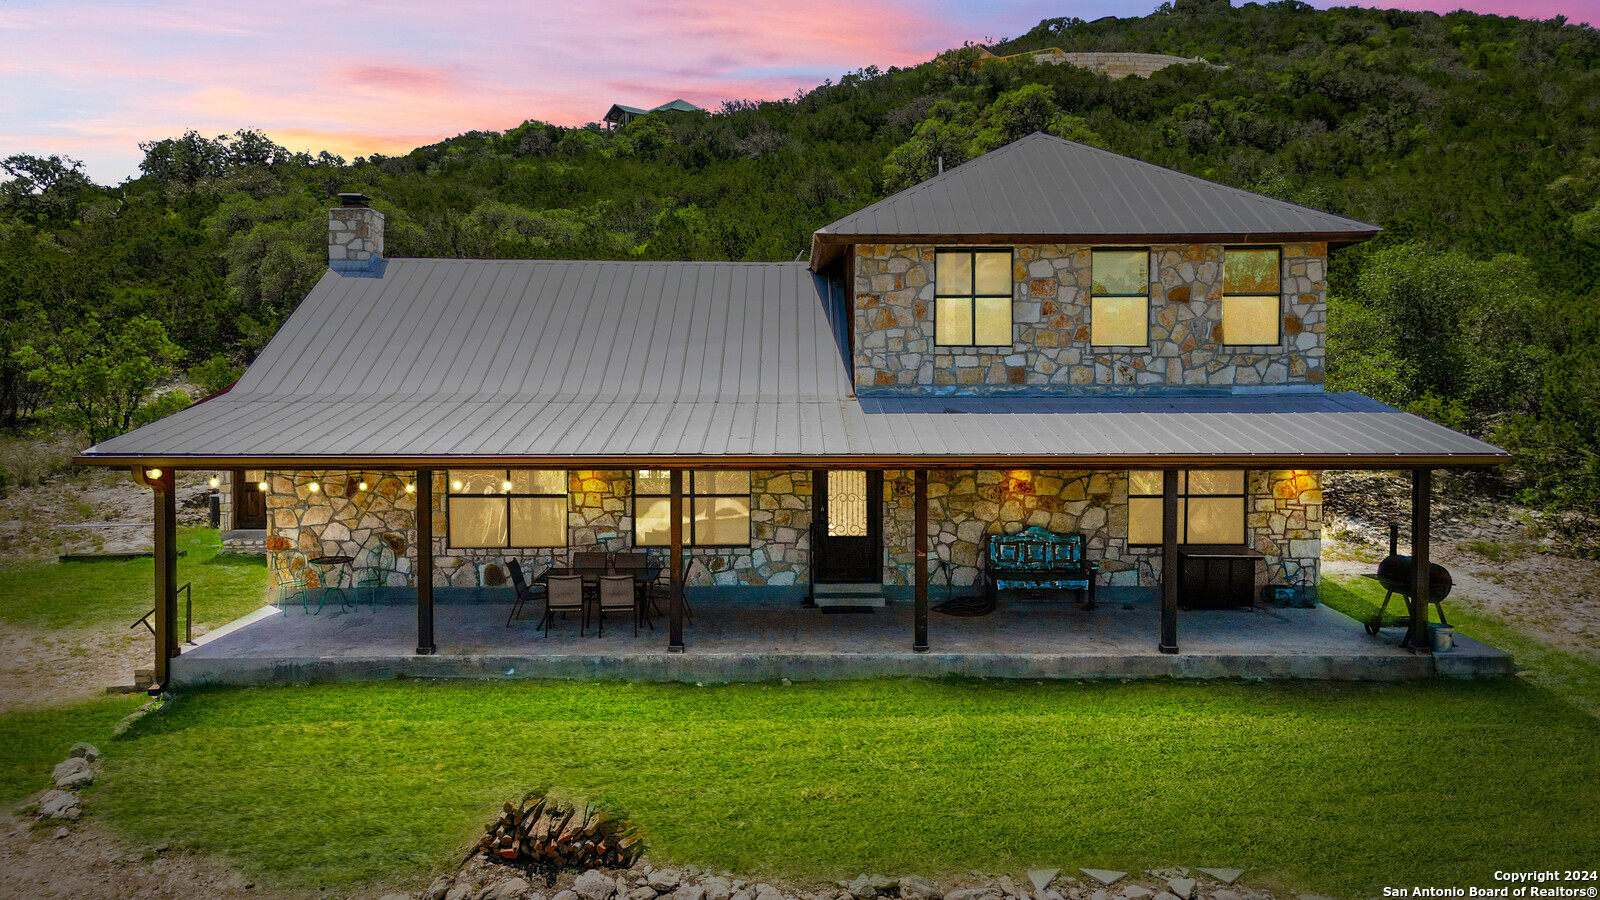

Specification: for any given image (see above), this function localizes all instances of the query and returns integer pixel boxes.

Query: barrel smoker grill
[1366,524,1453,638]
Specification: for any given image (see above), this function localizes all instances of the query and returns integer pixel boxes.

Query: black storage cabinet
[1177,545,1264,610]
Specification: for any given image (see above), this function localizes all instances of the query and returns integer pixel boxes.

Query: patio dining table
[538,565,664,630]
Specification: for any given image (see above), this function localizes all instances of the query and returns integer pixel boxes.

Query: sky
[1,0,1595,184]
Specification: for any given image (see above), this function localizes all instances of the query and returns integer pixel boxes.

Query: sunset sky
[1,0,1594,184]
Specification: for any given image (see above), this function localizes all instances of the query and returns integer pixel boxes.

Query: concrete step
[813,583,886,608]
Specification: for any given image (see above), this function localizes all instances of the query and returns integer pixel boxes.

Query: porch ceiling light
[502,480,513,492]
[208,476,220,488]
[258,481,268,492]
[145,468,163,480]
[452,480,463,490]
[358,481,369,492]
[309,482,320,493]
[405,483,416,493]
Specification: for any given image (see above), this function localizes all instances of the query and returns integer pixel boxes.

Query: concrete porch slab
[172,588,1515,686]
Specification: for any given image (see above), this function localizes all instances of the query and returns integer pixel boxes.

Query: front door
[813,470,882,583]
[234,470,267,529]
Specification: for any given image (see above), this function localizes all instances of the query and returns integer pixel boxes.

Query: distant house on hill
[603,98,703,129]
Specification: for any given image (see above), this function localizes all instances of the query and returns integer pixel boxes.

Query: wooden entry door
[813,470,882,583]
[234,470,267,529]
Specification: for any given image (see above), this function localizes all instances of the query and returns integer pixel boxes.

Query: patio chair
[353,541,399,609]
[595,574,640,637]
[270,549,310,615]
[542,574,589,637]
[506,558,548,628]
[643,563,693,625]
[572,550,608,572]
[612,553,656,630]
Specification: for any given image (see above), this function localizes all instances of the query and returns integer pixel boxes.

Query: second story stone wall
[852,242,1326,393]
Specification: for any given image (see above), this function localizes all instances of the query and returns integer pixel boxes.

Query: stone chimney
[328,192,385,276]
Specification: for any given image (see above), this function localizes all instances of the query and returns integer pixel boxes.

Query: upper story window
[634,470,751,547]
[935,250,1012,346]
[1222,248,1281,346]
[1090,249,1150,347]
[447,469,567,548]
[1127,470,1247,546]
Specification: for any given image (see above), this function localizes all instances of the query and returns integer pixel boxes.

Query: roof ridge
[818,135,1041,233]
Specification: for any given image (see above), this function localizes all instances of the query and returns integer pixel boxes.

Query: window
[1127,470,1247,546]
[634,470,751,547]
[1222,248,1281,345]
[1090,249,1150,346]
[447,470,567,548]
[934,249,1012,346]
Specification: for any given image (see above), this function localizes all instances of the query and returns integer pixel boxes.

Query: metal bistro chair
[505,559,548,628]
[595,574,641,637]
[353,540,400,610]
[271,549,311,615]
[612,553,655,631]
[542,574,589,637]
[571,550,608,572]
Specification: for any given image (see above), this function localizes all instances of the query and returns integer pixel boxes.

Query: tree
[0,154,94,223]
[13,315,188,443]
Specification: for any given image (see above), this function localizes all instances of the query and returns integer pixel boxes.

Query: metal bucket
[1429,623,1455,652]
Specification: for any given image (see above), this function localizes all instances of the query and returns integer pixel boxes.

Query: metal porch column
[913,468,929,653]
[415,470,437,655]
[1159,469,1180,654]
[1410,469,1433,653]
[669,470,685,652]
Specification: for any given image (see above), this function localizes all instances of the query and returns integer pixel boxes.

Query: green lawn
[3,678,1578,896]
[1322,575,1600,716]
[0,527,267,631]
[0,695,143,804]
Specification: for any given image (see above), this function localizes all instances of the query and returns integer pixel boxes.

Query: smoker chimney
[328,192,385,276]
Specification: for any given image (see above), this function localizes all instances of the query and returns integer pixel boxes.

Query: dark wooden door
[234,470,266,529]
[813,470,882,583]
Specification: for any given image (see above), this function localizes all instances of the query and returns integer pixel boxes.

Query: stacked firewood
[477,795,643,872]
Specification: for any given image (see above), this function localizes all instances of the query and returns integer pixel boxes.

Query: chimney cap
[338,192,371,208]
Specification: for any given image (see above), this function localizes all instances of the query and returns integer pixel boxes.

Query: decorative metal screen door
[813,470,882,583]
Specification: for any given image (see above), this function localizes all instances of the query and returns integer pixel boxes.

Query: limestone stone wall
[264,469,811,590]
[852,242,1326,393]
[265,467,1319,596]
[880,468,1320,592]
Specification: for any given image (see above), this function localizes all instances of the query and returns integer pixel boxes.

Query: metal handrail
[131,581,193,644]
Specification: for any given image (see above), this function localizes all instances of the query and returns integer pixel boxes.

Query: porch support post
[668,469,685,652]
[1409,468,1432,653]
[1159,468,1180,655]
[150,467,179,693]
[913,468,929,653]
[415,470,436,655]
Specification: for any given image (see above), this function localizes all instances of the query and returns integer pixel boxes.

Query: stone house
[80,133,1504,686]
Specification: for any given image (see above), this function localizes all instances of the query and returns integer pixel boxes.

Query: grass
[28,678,1590,896]
[0,527,267,631]
[1322,575,1600,717]
[0,695,143,804]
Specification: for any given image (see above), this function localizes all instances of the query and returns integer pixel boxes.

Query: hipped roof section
[811,133,1380,268]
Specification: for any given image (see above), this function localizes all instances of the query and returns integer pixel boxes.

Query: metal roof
[812,133,1380,267]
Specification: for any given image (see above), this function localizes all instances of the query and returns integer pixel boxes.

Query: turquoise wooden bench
[981,526,1099,609]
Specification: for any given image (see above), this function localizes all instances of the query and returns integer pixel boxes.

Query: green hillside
[3,0,1598,516]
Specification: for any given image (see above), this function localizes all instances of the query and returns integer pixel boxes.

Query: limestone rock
[37,789,81,820]
[424,876,453,900]
[650,871,683,892]
[444,882,477,900]
[1209,892,1241,900]
[1122,888,1153,900]
[52,757,92,783]
[1029,871,1061,893]
[673,885,707,900]
[628,888,659,900]
[577,871,619,900]
[489,878,533,900]
[998,877,1020,898]
[56,768,95,789]
[554,891,581,900]
[1153,893,1179,900]
[1081,873,1126,888]
[752,884,783,900]
[1195,871,1243,887]
[702,877,733,900]
[378,894,412,900]
[68,742,100,762]
[945,889,1002,900]
[900,876,941,900]
[1167,879,1196,900]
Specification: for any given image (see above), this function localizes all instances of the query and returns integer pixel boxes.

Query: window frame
[445,469,568,550]
[1221,246,1283,347]
[1127,469,1249,547]
[633,470,752,548]
[933,248,1014,348]
[1089,247,1152,348]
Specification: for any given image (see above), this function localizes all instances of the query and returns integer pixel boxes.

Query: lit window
[1222,248,1281,345]
[1127,470,1247,546]
[935,250,1012,346]
[1091,249,1149,346]
[634,470,751,547]
[446,469,567,548]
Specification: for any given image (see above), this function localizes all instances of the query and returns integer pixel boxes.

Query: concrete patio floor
[172,587,1515,685]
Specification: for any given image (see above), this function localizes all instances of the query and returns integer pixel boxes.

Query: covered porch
[170,586,1514,685]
